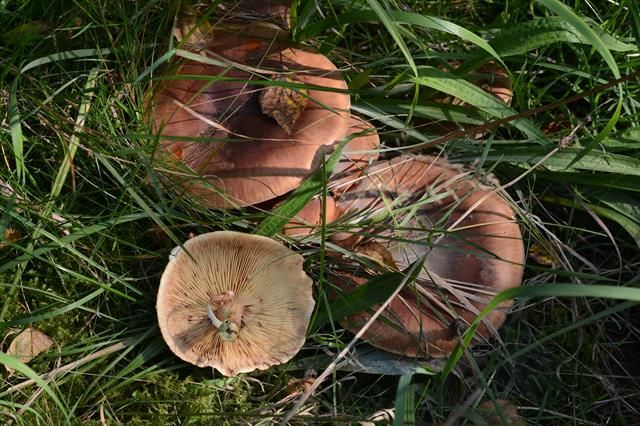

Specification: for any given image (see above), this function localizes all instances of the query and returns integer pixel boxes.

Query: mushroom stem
[207,305,240,341]
[207,305,223,328]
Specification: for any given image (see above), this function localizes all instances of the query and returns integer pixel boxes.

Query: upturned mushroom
[151,18,350,208]
[156,231,315,375]
[331,155,524,357]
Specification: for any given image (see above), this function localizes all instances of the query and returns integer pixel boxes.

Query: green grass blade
[174,49,229,67]
[94,153,181,249]
[543,193,640,248]
[506,300,635,362]
[312,272,405,329]
[76,330,158,408]
[0,289,104,329]
[627,0,640,52]
[8,80,25,184]
[536,0,623,166]
[364,0,417,76]
[485,16,633,59]
[254,139,348,237]
[537,0,620,79]
[302,10,502,63]
[392,12,502,62]
[50,68,98,198]
[0,352,69,416]
[352,104,433,145]
[133,48,176,84]
[0,212,147,294]
[441,283,640,379]
[412,67,548,143]
[570,97,623,168]
[20,48,112,73]
[455,147,640,176]
[526,169,640,193]
[393,372,415,426]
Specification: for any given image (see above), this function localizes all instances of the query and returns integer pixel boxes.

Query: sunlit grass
[1,0,639,424]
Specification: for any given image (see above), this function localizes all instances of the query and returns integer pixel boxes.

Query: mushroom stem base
[218,321,240,341]
[207,305,240,341]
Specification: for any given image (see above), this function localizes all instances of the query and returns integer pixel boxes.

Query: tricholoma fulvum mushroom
[157,231,315,376]
[151,13,350,208]
[151,3,524,368]
[331,155,525,357]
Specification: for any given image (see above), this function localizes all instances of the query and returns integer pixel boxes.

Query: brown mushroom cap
[156,231,315,375]
[332,155,524,357]
[329,116,381,197]
[283,195,340,237]
[152,30,350,208]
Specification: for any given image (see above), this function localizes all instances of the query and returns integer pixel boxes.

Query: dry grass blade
[4,338,137,395]
[281,258,425,424]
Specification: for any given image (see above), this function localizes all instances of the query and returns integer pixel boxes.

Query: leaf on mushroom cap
[156,231,314,376]
[259,74,309,135]
[332,155,524,357]
[151,28,350,208]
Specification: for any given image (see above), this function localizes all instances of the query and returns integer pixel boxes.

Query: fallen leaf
[527,241,555,266]
[476,399,524,426]
[6,327,54,373]
[0,227,22,249]
[259,75,309,135]
[172,7,213,51]
[285,376,315,397]
[355,240,398,274]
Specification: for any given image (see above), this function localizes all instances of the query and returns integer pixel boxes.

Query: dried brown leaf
[355,240,398,274]
[6,328,54,373]
[0,227,22,249]
[527,241,555,266]
[259,75,308,135]
[476,399,524,426]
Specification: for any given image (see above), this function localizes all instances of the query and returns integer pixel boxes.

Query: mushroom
[156,231,315,375]
[419,62,512,139]
[151,24,350,208]
[330,116,381,195]
[281,116,381,237]
[282,195,341,237]
[331,155,524,357]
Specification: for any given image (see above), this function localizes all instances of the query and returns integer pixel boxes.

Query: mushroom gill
[157,231,314,375]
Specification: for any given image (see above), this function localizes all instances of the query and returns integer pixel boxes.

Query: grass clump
[1,0,639,424]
